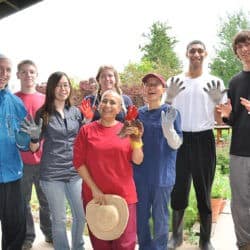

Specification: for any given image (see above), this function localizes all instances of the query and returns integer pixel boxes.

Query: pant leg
[230,155,250,247]
[171,136,192,210]
[21,164,36,243]
[33,165,52,239]
[40,180,70,250]
[65,178,85,250]
[152,186,172,250]
[88,227,112,250]
[1,179,26,250]
[113,203,137,250]
[136,184,152,250]
[190,130,215,245]
[191,130,216,215]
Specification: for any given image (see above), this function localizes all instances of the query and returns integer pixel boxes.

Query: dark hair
[39,71,72,127]
[17,59,37,72]
[186,40,206,51]
[232,30,250,54]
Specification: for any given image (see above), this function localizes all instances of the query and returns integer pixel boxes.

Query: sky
[0,0,249,91]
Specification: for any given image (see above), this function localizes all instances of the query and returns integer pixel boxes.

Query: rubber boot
[199,213,214,250]
[168,209,185,250]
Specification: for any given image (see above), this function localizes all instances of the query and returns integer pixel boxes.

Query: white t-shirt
[162,73,226,132]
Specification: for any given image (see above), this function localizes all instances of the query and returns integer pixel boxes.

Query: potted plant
[210,168,230,222]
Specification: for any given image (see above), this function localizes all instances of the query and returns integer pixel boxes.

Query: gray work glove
[203,80,228,105]
[20,116,43,143]
[165,77,185,104]
[161,106,182,149]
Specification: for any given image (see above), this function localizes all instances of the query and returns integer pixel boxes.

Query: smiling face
[186,43,207,68]
[98,68,116,91]
[98,91,121,120]
[17,63,38,91]
[235,40,250,65]
[54,75,71,102]
[143,76,165,105]
[0,58,11,90]
[79,80,89,91]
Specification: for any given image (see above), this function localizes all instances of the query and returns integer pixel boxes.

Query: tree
[210,10,250,86]
[120,21,181,86]
[140,21,181,69]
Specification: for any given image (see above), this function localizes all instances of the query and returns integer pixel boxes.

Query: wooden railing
[214,124,231,144]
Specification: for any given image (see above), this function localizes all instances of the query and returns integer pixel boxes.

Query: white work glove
[161,106,182,149]
[165,77,185,104]
[203,80,228,105]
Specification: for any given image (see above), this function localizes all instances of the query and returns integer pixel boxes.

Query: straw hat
[86,194,129,240]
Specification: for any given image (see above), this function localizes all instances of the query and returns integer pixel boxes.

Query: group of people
[0,30,250,250]
[79,77,98,98]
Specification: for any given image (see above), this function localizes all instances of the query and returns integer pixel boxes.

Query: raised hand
[161,106,177,132]
[203,80,228,105]
[79,99,95,120]
[126,120,144,142]
[118,105,139,138]
[20,116,43,143]
[165,77,185,104]
[124,105,138,121]
[161,106,182,149]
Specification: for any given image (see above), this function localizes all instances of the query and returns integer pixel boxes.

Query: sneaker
[45,236,53,244]
[22,241,32,250]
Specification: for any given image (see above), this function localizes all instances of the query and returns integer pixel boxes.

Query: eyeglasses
[56,83,70,89]
[188,48,205,54]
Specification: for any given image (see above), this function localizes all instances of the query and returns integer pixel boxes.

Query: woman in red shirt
[74,90,143,250]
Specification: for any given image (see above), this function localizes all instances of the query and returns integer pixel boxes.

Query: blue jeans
[40,178,85,250]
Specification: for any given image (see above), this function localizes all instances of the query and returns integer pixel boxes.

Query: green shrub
[216,147,230,175]
[211,167,231,199]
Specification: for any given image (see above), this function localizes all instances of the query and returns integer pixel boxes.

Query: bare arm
[131,141,144,164]
[77,164,105,204]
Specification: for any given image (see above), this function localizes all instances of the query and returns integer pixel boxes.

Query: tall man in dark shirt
[218,30,250,250]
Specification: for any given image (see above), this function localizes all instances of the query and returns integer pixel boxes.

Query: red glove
[79,99,95,120]
[125,105,138,121]
[118,106,143,140]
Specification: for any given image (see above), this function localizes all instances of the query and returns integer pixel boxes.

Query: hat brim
[142,73,166,87]
[86,194,129,241]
